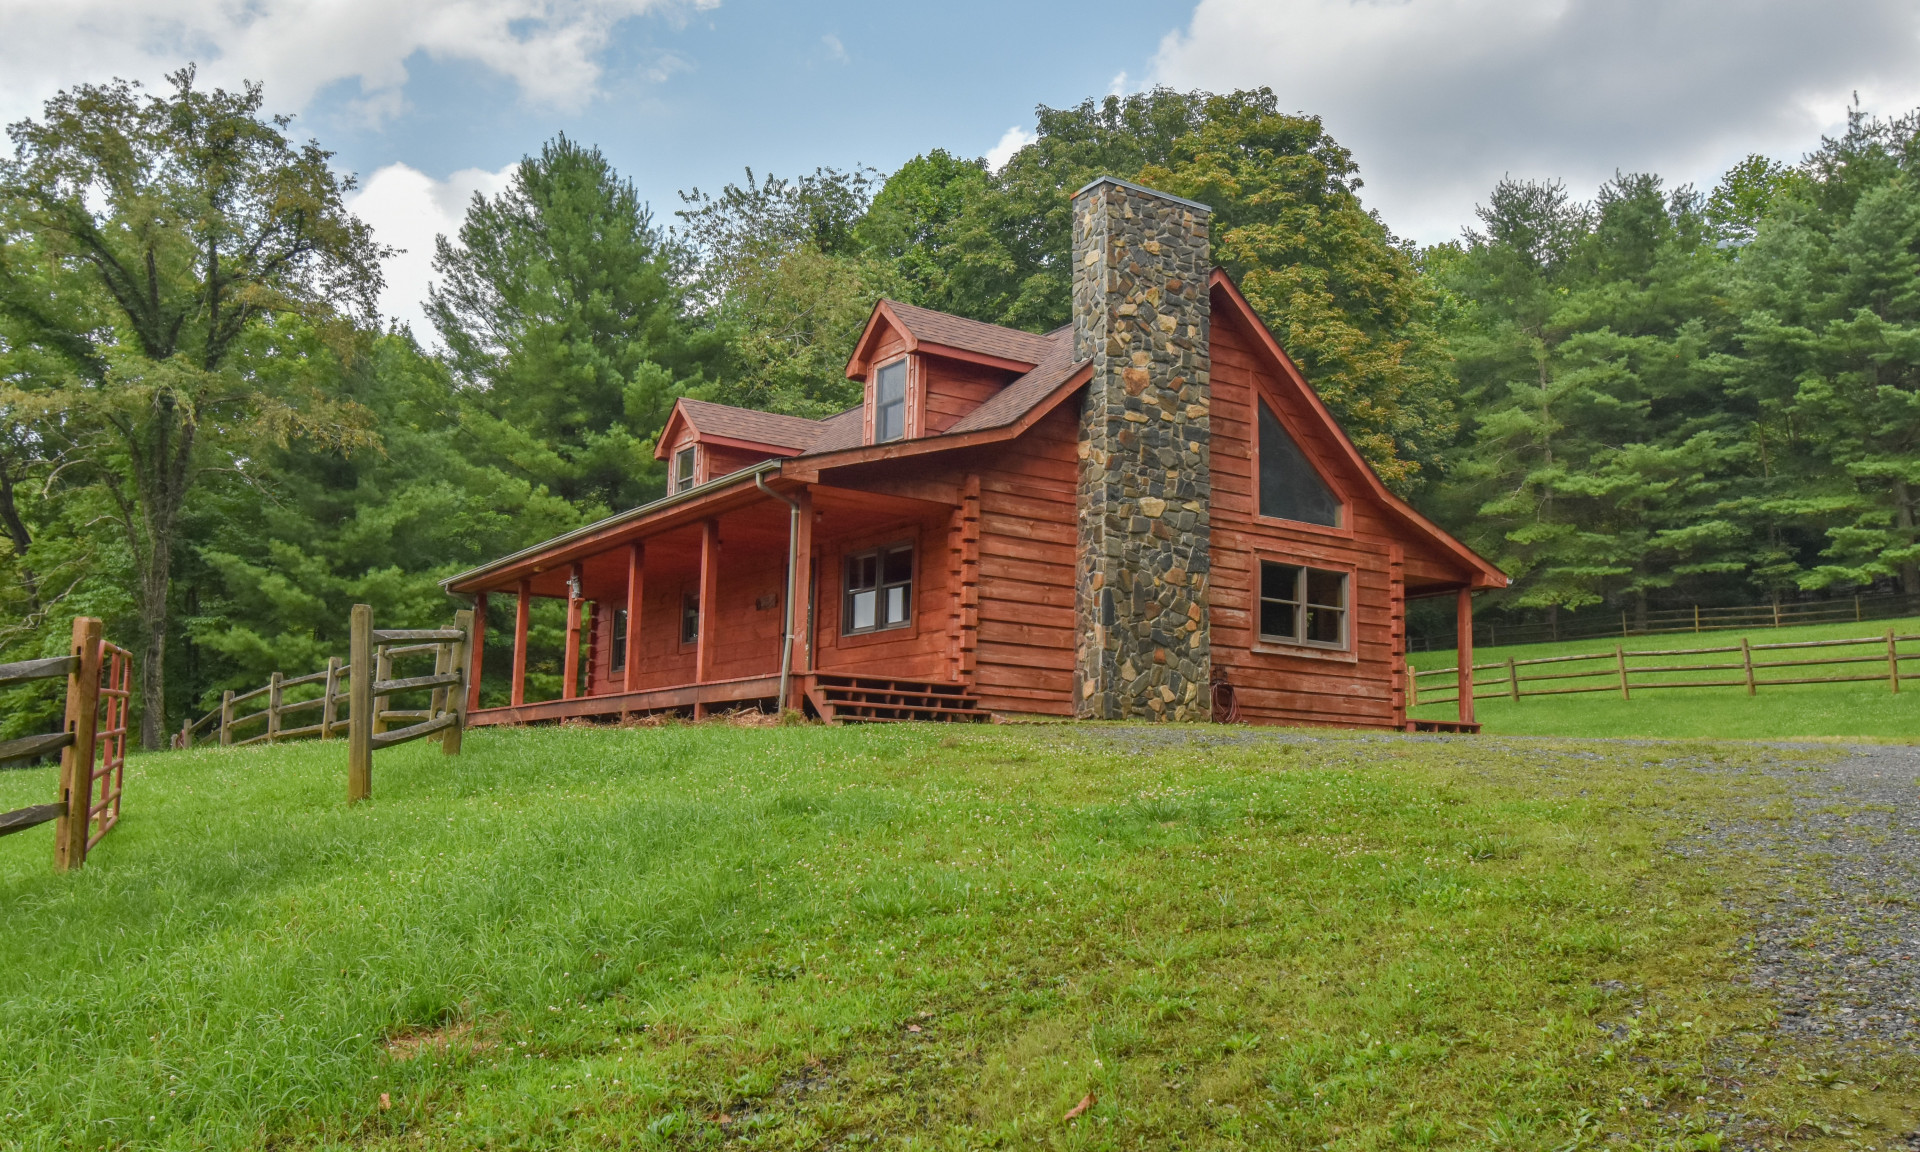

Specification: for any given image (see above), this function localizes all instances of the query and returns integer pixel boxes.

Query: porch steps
[805,674,987,724]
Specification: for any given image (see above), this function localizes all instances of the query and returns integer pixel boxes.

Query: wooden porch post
[787,488,813,710]
[512,578,531,707]
[624,542,644,694]
[563,562,584,700]
[694,519,719,717]
[1456,587,1476,727]
[467,593,487,714]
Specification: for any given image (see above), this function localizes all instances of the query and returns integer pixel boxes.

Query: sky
[6,0,1919,337]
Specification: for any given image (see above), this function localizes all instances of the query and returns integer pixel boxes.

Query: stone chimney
[1071,177,1212,721]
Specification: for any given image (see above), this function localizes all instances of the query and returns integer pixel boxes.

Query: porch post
[563,562,584,700]
[468,593,488,713]
[1456,587,1476,727]
[787,488,813,709]
[694,518,719,717]
[512,578,531,707]
[624,541,644,693]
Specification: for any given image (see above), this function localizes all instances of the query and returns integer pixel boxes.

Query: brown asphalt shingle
[879,301,1060,367]
[676,398,827,451]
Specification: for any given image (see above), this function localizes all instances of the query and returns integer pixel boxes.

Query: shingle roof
[881,301,1060,367]
[677,398,826,451]
[668,319,1085,466]
[802,406,866,455]
[942,330,1082,436]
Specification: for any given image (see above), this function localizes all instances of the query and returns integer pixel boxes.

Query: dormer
[653,399,826,492]
[845,301,1062,445]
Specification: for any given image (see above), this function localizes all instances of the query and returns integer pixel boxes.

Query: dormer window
[673,445,697,493]
[874,358,907,443]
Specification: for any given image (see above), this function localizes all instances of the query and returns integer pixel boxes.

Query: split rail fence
[0,616,132,871]
[1410,590,1920,653]
[1411,629,1920,709]
[178,605,473,803]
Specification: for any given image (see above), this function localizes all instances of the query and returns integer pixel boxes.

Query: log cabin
[440,177,1506,730]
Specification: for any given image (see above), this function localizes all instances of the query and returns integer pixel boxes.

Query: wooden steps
[805,674,987,724]
[1404,718,1482,734]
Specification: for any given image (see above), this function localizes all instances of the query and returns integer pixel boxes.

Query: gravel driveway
[1734,743,1920,1051]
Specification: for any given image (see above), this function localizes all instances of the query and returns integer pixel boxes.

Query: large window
[844,543,913,633]
[874,359,907,443]
[1258,561,1348,648]
[673,445,697,493]
[610,608,628,672]
[1258,400,1340,527]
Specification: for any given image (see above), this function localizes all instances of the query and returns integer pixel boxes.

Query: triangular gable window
[1258,399,1341,527]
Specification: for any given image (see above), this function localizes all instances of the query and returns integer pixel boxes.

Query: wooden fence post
[1615,644,1631,700]
[1741,637,1756,696]
[1856,594,1863,622]
[1772,601,1781,628]
[1406,667,1418,708]
[266,671,284,744]
[1889,628,1901,694]
[372,644,393,736]
[1507,657,1520,702]
[54,616,103,872]
[348,604,373,803]
[1693,605,1700,633]
[444,609,472,756]
[321,656,341,740]
[178,718,193,751]
[220,690,234,746]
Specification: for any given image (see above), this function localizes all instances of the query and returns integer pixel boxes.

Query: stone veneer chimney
[1071,177,1212,721]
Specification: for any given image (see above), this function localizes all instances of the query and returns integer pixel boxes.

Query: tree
[430,135,728,512]
[677,167,901,417]
[1726,109,1920,593]
[1432,174,1745,623]
[0,68,386,747]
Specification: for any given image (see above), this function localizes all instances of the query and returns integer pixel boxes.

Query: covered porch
[455,468,985,726]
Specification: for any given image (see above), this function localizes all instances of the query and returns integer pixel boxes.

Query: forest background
[3,76,1917,747]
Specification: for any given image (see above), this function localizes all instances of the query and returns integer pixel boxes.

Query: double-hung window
[610,608,628,671]
[673,445,697,493]
[844,543,913,633]
[874,359,907,443]
[1258,561,1348,648]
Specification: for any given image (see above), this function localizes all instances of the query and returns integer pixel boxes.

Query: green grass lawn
[1409,616,1920,741]
[1,724,1913,1149]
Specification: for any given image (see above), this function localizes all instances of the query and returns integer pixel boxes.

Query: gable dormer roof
[845,299,1062,379]
[651,398,827,461]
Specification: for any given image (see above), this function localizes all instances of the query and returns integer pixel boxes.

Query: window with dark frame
[1258,561,1348,648]
[1257,399,1341,527]
[843,543,913,633]
[610,608,627,671]
[681,592,699,645]
[673,445,697,493]
[874,358,907,443]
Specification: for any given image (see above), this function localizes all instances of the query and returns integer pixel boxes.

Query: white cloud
[1107,71,1131,98]
[0,0,718,128]
[1150,0,1920,243]
[820,34,850,64]
[985,125,1037,171]
[346,161,517,339]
